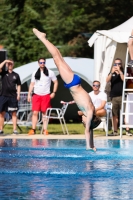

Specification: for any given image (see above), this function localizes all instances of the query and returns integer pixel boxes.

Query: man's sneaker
[12,130,19,135]
[127,60,133,67]
[0,130,4,135]
[90,115,101,129]
[43,130,49,135]
[108,131,119,136]
[28,129,36,135]
[126,131,132,136]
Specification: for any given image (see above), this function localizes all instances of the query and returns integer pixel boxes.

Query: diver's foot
[33,28,46,40]
[90,115,101,129]
[92,147,97,152]
[86,147,97,152]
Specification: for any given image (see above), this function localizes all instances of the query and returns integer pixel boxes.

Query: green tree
[0,0,133,67]
[0,0,48,67]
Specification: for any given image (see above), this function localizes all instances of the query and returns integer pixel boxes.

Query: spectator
[0,59,21,134]
[89,80,107,117]
[32,28,101,151]
[106,58,124,136]
[128,29,133,66]
[27,58,58,135]
[78,80,107,126]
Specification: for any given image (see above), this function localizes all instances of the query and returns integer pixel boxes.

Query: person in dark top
[106,58,124,136]
[0,59,21,134]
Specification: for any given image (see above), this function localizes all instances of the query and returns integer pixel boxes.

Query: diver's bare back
[69,85,94,115]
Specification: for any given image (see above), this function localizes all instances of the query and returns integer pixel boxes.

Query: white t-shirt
[31,69,57,95]
[89,91,107,108]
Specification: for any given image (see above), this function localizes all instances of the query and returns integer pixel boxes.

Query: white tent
[14,57,94,85]
[88,16,133,91]
[13,57,94,120]
[14,57,94,122]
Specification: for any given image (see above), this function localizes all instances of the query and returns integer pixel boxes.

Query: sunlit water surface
[0,139,133,200]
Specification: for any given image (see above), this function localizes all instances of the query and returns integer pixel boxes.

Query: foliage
[0,0,47,66]
[0,0,133,67]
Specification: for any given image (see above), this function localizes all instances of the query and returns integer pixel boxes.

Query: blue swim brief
[64,74,81,89]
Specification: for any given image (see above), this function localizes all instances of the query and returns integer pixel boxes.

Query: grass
[3,123,107,136]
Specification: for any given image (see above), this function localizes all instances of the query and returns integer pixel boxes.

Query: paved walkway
[0,134,133,140]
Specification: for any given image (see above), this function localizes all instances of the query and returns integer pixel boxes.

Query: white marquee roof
[89,16,133,47]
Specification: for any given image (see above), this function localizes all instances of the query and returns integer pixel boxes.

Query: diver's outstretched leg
[33,28,73,84]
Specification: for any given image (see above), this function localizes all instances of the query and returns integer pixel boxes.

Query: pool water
[0,139,133,200]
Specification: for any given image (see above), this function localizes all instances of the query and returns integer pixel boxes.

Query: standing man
[0,59,21,134]
[28,58,58,135]
[106,58,124,136]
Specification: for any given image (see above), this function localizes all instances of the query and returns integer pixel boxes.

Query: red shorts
[32,94,51,112]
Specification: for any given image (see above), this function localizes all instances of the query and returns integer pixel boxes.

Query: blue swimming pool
[0,139,133,199]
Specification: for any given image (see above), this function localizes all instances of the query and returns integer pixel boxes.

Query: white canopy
[88,16,133,90]
[13,57,94,120]
[14,57,94,85]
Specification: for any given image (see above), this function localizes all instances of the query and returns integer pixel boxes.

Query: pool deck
[0,134,133,140]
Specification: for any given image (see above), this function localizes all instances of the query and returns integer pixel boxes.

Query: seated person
[78,80,107,124]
